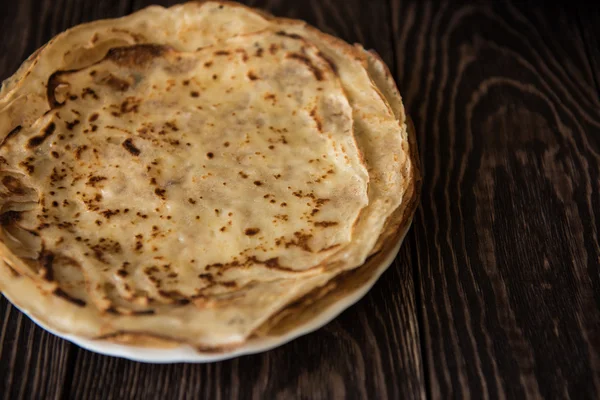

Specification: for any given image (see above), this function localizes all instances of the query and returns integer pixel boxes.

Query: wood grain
[0,297,73,400]
[0,0,425,399]
[391,0,600,398]
[577,3,600,97]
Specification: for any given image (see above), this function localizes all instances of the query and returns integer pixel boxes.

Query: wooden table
[1,0,599,398]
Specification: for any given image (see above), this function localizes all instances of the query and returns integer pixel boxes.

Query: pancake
[0,1,419,351]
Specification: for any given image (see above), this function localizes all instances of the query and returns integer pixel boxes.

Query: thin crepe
[0,1,418,350]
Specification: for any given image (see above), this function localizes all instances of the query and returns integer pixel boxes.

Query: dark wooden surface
[0,0,598,399]
[391,1,600,399]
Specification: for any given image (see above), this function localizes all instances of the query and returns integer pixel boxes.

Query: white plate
[4,222,410,363]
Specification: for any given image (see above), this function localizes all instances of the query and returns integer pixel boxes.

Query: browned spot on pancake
[166,139,180,148]
[286,53,324,81]
[198,273,214,281]
[269,43,279,55]
[275,214,289,221]
[81,87,99,100]
[86,175,106,187]
[317,51,338,75]
[188,198,196,204]
[190,91,199,97]
[235,48,249,61]
[275,31,303,40]
[106,44,168,67]
[284,232,313,252]
[122,138,140,156]
[164,121,179,131]
[244,228,260,236]
[204,61,213,68]
[116,97,140,115]
[316,198,330,207]
[310,107,323,132]
[99,73,131,91]
[263,257,282,269]
[314,221,339,227]
[253,180,263,186]
[158,290,190,305]
[247,71,258,80]
[27,122,56,148]
[255,47,264,57]
[214,50,230,56]
[135,234,143,251]
[89,238,122,264]
[88,113,99,122]
[49,167,67,185]
[239,171,248,178]
[74,145,89,160]
[132,309,156,315]
[1,125,21,147]
[101,209,120,219]
[53,288,86,307]
[205,255,298,275]
[46,72,68,108]
[154,188,167,200]
[38,251,55,281]
[2,176,26,195]
[207,152,214,159]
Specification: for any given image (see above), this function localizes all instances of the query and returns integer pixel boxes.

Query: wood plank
[0,297,73,399]
[390,0,600,398]
[0,0,425,398]
[576,2,600,96]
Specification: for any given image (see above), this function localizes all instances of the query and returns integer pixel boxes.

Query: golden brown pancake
[0,1,419,350]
